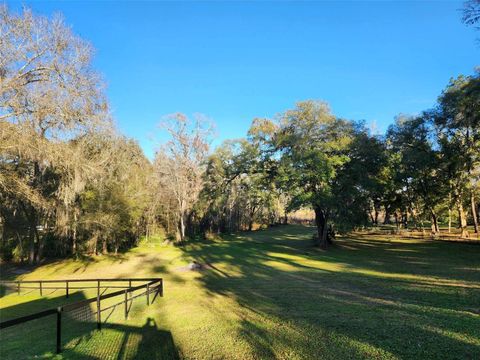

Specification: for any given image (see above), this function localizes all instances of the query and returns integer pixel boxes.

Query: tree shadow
[182,225,480,359]
[0,252,134,281]
[0,290,87,321]
[0,291,179,359]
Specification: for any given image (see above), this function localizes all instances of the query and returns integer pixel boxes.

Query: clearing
[0,225,479,359]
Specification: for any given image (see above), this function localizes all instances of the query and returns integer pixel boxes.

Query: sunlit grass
[1,225,479,359]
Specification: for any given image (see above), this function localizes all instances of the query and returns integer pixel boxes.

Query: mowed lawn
[0,225,479,359]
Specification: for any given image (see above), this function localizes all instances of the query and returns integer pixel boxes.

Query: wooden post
[146,284,150,306]
[56,307,62,354]
[17,281,20,295]
[153,283,160,304]
[96,292,101,330]
[129,280,133,303]
[97,280,100,298]
[160,279,163,297]
[39,281,42,296]
[124,290,128,320]
[66,281,69,298]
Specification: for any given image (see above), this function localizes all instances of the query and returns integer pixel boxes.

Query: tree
[463,0,480,30]
[0,5,109,262]
[154,113,213,242]
[387,115,446,234]
[276,100,355,248]
[201,135,282,234]
[79,135,151,254]
[433,73,480,236]
[336,125,387,229]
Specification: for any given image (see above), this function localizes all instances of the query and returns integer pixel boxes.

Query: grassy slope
[0,225,479,359]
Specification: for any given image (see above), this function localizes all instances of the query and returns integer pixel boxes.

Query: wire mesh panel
[61,302,97,352]
[64,302,96,323]
[0,278,163,356]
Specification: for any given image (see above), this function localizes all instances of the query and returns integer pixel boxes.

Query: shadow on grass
[0,252,134,280]
[61,317,179,360]
[183,225,480,359]
[0,288,90,320]
[0,292,179,359]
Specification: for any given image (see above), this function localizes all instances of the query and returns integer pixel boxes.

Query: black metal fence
[0,278,163,353]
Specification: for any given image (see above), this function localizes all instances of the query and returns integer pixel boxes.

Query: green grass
[1,225,479,359]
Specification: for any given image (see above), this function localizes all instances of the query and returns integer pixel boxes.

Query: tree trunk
[35,224,43,262]
[409,207,419,230]
[179,213,186,241]
[15,231,24,263]
[0,217,5,250]
[93,234,98,255]
[228,203,233,233]
[384,207,391,225]
[102,237,108,254]
[478,203,480,233]
[166,205,171,234]
[403,211,408,228]
[72,211,77,255]
[314,207,328,249]
[28,223,35,264]
[448,208,452,233]
[471,191,478,234]
[448,192,452,233]
[458,201,469,238]
[248,206,256,231]
[321,215,329,248]
[430,210,439,234]
[24,206,38,264]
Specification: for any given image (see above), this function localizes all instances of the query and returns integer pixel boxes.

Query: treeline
[199,74,479,248]
[0,7,152,261]
[0,7,479,262]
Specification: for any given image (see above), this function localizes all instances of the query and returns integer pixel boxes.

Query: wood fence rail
[0,278,163,354]
[0,278,161,297]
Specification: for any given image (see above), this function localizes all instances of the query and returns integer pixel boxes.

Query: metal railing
[0,278,163,353]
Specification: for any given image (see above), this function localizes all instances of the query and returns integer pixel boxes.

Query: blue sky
[9,1,478,159]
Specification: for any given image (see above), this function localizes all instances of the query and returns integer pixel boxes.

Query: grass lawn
[0,225,479,359]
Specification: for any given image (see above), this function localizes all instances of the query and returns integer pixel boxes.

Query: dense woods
[1,6,479,261]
